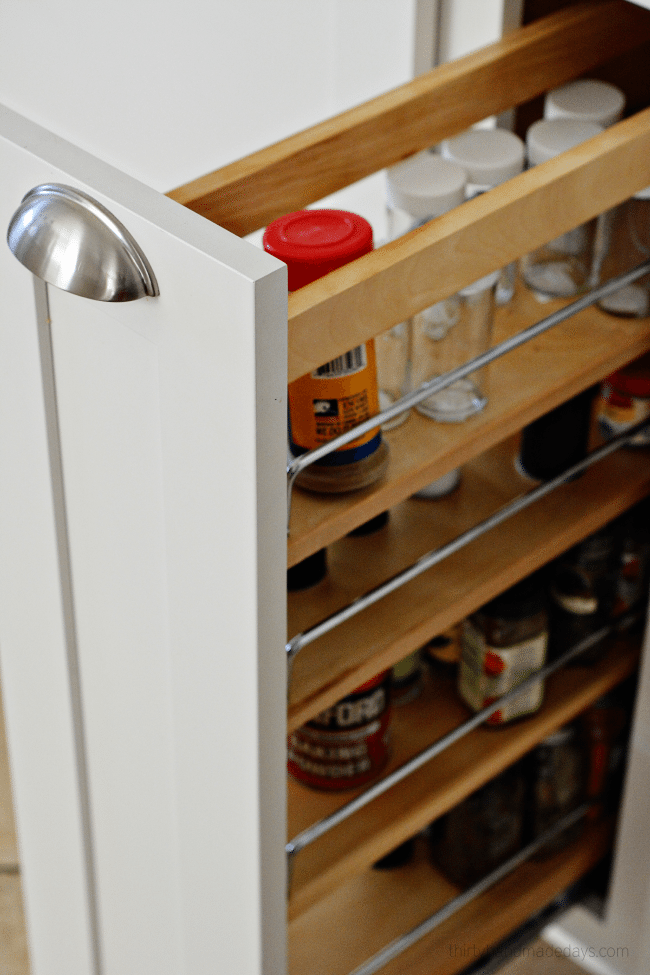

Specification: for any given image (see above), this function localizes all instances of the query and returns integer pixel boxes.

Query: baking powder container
[519,119,603,298]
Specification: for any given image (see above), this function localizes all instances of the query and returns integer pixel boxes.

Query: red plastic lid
[263,209,373,290]
[607,353,650,397]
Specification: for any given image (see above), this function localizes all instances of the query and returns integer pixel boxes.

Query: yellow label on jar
[289,340,381,458]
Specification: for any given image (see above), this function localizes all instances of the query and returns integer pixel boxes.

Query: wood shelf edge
[287,441,650,731]
[288,817,615,975]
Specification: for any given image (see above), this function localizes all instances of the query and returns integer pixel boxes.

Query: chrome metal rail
[286,259,650,529]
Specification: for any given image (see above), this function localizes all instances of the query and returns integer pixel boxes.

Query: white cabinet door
[0,104,287,975]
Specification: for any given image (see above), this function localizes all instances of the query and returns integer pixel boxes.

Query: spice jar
[440,127,525,304]
[428,762,526,887]
[520,119,603,298]
[516,386,597,482]
[287,549,327,592]
[264,210,388,493]
[596,188,650,318]
[526,722,586,859]
[597,352,650,447]
[581,688,632,818]
[287,671,391,790]
[613,499,650,617]
[547,523,619,666]
[544,79,625,128]
[383,151,467,436]
[390,650,423,706]
[458,574,548,726]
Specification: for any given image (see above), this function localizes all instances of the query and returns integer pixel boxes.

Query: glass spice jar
[428,762,526,887]
[526,722,587,860]
[458,574,548,726]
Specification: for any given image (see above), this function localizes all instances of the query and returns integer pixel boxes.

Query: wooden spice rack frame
[169,3,650,973]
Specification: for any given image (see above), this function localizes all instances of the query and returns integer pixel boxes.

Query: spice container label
[288,340,382,462]
[597,382,650,445]
[459,620,547,724]
[288,672,391,789]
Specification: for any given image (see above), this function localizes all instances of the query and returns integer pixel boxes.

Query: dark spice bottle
[526,722,586,860]
[428,762,526,887]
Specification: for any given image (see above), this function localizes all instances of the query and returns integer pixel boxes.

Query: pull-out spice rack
[169,3,650,973]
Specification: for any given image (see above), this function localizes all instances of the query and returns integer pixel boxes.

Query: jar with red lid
[264,210,388,493]
[287,671,391,790]
[597,352,650,447]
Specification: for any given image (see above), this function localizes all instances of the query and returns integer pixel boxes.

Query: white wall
[0,0,417,195]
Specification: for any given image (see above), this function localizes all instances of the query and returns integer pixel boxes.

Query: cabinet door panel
[0,104,287,975]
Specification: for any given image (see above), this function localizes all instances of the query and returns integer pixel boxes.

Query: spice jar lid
[526,118,603,165]
[605,352,650,397]
[440,128,525,185]
[263,209,373,290]
[386,151,467,219]
[544,79,625,128]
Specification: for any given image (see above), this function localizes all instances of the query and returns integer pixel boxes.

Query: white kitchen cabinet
[3,2,650,975]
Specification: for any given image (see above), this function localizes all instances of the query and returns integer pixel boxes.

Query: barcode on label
[313,345,367,378]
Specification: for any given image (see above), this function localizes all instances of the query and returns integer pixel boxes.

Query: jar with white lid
[441,127,526,304]
[412,269,499,423]
[381,153,466,433]
[384,152,469,496]
[519,118,604,298]
[544,78,625,128]
[596,186,650,318]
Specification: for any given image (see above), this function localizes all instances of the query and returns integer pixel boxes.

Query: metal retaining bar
[346,802,594,975]
[286,609,637,862]
[286,258,650,528]
[286,416,650,671]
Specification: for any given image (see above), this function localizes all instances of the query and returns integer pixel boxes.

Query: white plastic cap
[440,129,525,185]
[634,185,650,200]
[544,79,625,128]
[386,151,467,219]
[526,118,603,165]
[458,270,500,296]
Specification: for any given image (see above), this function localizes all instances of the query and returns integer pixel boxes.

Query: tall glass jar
[411,269,499,422]
[440,127,525,304]
[382,152,467,431]
[596,187,650,318]
[519,119,603,298]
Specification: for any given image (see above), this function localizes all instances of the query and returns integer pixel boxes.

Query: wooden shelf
[289,817,615,975]
[288,424,650,730]
[287,285,650,568]
[287,635,638,920]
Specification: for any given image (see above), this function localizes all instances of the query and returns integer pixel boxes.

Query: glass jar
[516,386,597,482]
[383,152,467,433]
[440,127,525,304]
[544,79,625,128]
[547,523,619,666]
[519,119,603,298]
[411,270,499,422]
[596,188,650,318]
[597,352,650,447]
[458,574,548,726]
[526,722,586,860]
[428,762,526,887]
[264,209,388,493]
